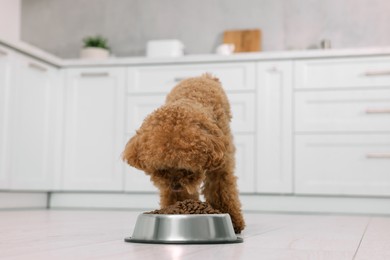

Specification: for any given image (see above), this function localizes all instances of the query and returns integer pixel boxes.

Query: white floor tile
[354,217,390,260]
[0,210,387,259]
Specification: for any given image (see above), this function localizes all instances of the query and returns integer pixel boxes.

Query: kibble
[146,199,222,215]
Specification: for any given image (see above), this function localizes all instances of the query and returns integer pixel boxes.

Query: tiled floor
[0,210,389,259]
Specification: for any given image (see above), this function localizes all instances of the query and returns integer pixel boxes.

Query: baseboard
[0,192,48,209]
[49,192,390,215]
[240,194,390,215]
[50,192,160,210]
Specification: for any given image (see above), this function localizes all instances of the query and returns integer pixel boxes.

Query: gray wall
[21,0,390,58]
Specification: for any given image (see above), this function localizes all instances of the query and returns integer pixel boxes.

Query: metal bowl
[124,213,243,244]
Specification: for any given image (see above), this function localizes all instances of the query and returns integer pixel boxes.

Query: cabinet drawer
[127,62,255,93]
[126,93,255,134]
[295,57,390,89]
[295,135,390,196]
[295,90,390,132]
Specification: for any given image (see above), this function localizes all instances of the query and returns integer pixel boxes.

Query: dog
[122,74,245,233]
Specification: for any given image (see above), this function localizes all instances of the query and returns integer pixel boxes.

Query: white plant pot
[80,47,110,59]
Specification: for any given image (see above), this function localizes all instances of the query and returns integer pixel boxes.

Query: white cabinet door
[63,68,125,191]
[0,46,13,189]
[124,95,165,192]
[256,61,293,193]
[234,134,256,193]
[125,95,166,135]
[227,93,255,133]
[8,55,58,190]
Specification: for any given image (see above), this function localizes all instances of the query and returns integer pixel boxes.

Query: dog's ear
[202,73,221,83]
[198,119,227,170]
[205,133,227,170]
[122,134,144,170]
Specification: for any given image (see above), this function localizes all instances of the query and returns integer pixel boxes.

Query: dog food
[146,199,222,215]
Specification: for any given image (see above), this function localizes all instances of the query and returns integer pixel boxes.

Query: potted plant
[80,35,110,59]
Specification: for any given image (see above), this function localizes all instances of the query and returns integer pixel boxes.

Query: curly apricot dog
[122,74,245,233]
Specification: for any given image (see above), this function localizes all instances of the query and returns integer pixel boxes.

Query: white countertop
[3,37,390,68]
[0,37,63,67]
[62,47,390,67]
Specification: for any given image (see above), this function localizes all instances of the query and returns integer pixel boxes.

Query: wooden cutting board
[223,29,261,52]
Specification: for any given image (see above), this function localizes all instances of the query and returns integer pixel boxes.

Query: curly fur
[122,73,245,233]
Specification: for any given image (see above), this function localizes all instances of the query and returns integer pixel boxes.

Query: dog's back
[165,74,232,135]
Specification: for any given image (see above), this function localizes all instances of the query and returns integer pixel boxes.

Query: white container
[216,43,235,55]
[146,40,184,57]
[80,47,110,59]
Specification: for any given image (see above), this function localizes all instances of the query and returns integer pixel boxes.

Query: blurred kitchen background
[1,0,390,212]
[2,1,390,258]
[0,0,388,57]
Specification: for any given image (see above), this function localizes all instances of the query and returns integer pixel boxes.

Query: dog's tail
[202,73,220,83]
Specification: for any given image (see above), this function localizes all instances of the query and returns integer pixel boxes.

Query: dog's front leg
[203,170,245,233]
[159,189,199,208]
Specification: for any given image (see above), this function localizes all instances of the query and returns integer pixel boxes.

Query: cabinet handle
[80,72,110,77]
[174,77,187,82]
[0,49,8,56]
[366,153,390,159]
[29,62,47,72]
[365,109,390,114]
[364,70,390,76]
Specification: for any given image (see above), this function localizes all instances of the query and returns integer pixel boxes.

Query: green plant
[83,35,110,50]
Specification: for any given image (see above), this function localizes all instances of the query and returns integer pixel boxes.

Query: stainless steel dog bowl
[124,213,243,244]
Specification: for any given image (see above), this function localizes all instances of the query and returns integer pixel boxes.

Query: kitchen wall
[0,0,20,41]
[21,0,390,58]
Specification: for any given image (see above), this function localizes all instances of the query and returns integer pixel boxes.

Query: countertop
[3,37,390,68]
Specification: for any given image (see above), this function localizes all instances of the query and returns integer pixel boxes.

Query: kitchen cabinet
[294,58,390,196]
[125,65,257,193]
[256,61,293,193]
[63,68,125,191]
[3,37,390,213]
[7,54,60,190]
[0,45,13,189]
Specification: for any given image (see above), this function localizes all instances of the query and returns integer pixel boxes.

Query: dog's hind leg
[203,169,245,233]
